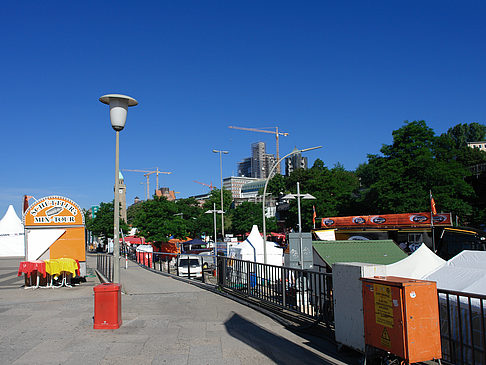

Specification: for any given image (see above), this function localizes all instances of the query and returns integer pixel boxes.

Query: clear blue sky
[1,1,485,217]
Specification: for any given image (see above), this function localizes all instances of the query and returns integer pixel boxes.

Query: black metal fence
[218,256,333,324]
[96,253,113,282]
[438,289,486,365]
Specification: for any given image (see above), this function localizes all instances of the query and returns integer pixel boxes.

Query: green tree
[86,201,129,243]
[202,189,233,238]
[356,121,475,221]
[231,201,277,235]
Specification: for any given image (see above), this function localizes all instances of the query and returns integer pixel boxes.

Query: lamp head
[99,94,138,131]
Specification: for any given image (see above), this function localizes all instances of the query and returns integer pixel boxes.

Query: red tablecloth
[18,260,47,278]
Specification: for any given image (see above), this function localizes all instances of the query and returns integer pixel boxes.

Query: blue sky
[1,1,485,217]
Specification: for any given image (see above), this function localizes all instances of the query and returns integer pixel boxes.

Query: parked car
[177,254,203,279]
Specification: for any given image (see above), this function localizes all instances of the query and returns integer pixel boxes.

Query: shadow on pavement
[224,312,346,365]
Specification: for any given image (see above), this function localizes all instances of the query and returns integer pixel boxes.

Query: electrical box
[361,276,441,363]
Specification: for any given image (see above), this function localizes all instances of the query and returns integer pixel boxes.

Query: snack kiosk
[23,196,86,276]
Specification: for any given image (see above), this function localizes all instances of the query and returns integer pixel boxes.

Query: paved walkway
[0,255,360,365]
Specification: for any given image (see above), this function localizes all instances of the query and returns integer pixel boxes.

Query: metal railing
[217,256,333,324]
[438,289,486,365]
[96,253,113,282]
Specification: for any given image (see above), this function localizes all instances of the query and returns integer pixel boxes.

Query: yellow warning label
[373,284,394,328]
[380,327,391,348]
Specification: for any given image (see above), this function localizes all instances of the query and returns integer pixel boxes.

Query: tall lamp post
[99,94,138,284]
[205,203,223,283]
[212,149,229,252]
[262,146,322,264]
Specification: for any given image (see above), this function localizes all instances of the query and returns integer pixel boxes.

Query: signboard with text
[24,196,84,227]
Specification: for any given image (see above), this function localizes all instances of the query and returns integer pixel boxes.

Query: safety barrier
[218,256,333,324]
[96,253,113,282]
[438,289,486,365]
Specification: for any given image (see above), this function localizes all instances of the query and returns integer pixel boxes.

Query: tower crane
[123,168,172,200]
[193,181,215,191]
[228,126,289,174]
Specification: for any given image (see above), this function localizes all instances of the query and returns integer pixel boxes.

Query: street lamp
[212,149,229,253]
[205,203,223,283]
[262,146,322,264]
[205,203,224,247]
[99,94,138,284]
[283,182,316,267]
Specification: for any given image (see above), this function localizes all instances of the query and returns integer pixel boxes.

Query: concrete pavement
[0,255,360,364]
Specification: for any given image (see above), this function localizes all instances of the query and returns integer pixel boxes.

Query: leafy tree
[356,121,475,221]
[202,189,233,238]
[86,201,129,243]
[231,201,277,235]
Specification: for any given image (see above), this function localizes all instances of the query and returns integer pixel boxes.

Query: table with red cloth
[17,260,47,278]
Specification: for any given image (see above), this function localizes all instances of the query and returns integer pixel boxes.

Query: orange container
[93,283,122,329]
[361,276,441,363]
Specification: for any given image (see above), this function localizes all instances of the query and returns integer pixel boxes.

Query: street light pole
[262,146,322,264]
[283,182,316,267]
[99,94,138,284]
[213,149,228,251]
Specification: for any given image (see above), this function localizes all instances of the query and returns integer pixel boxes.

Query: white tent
[386,243,446,279]
[228,225,283,266]
[0,205,25,257]
[424,250,486,295]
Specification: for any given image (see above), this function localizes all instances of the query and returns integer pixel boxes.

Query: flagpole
[430,190,435,252]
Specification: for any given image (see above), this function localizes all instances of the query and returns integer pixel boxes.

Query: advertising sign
[24,196,84,227]
[321,212,452,229]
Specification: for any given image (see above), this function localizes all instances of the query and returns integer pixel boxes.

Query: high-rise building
[237,157,252,177]
[285,147,308,176]
[237,142,276,179]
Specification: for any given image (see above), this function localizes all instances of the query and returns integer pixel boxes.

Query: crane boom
[228,125,289,174]
[123,168,172,200]
[194,181,214,190]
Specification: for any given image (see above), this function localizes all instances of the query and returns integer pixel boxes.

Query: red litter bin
[93,283,122,329]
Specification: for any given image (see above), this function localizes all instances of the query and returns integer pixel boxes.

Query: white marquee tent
[0,205,25,257]
[228,225,283,266]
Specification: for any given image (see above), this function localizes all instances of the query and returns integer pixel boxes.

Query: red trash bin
[93,283,122,329]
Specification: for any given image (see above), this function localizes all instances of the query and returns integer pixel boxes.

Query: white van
[177,254,203,279]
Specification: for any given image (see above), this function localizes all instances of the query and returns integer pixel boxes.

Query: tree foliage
[85,201,129,243]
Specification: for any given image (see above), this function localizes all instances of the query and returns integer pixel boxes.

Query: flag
[23,195,34,214]
[430,191,437,215]
[312,205,316,228]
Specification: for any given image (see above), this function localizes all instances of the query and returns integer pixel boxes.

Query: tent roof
[386,243,446,279]
[313,240,407,267]
[0,205,23,234]
[424,250,486,295]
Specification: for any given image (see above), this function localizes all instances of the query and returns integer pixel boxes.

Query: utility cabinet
[361,276,441,363]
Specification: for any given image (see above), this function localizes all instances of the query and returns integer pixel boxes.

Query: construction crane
[123,168,172,200]
[194,181,215,191]
[228,126,289,174]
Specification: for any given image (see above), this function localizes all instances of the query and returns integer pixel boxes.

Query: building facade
[285,147,308,176]
[237,142,276,179]
[223,176,260,201]
[467,141,486,152]
[117,171,127,223]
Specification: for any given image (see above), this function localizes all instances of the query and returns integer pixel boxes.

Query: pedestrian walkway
[0,255,359,365]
